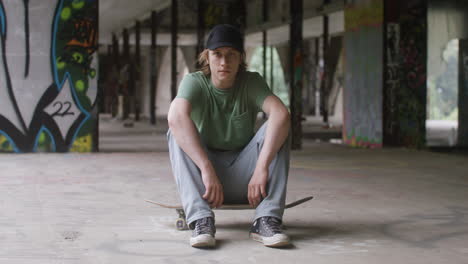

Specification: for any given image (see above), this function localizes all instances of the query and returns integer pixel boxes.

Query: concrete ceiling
[99,0,171,43]
[245,11,344,47]
[99,0,344,46]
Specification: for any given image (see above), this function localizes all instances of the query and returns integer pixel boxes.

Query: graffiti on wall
[0,0,98,153]
[396,0,427,147]
[343,26,383,148]
[383,0,427,147]
[384,23,400,142]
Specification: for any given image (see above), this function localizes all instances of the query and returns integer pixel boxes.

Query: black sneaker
[190,217,216,248]
[250,216,290,247]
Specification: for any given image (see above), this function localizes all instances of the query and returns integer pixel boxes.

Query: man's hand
[201,165,224,208]
[248,166,268,208]
[247,95,289,208]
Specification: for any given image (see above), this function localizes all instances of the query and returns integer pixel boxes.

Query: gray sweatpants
[167,122,290,226]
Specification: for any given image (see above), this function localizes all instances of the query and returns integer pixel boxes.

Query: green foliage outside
[248,47,289,108]
[428,39,459,120]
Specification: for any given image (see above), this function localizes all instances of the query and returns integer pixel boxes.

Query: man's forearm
[256,109,290,170]
[169,113,213,172]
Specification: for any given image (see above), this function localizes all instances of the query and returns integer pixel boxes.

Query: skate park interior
[0,0,468,263]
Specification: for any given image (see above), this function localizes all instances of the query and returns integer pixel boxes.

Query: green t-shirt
[176,71,273,151]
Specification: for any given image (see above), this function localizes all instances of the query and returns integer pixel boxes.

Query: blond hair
[197,49,248,76]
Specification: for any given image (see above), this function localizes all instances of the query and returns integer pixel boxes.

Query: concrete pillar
[135,20,141,121]
[314,38,320,116]
[111,33,120,118]
[263,31,267,78]
[458,39,468,147]
[289,0,303,150]
[382,0,427,148]
[150,11,158,125]
[270,43,274,93]
[398,0,427,148]
[261,0,268,119]
[321,15,329,124]
[122,28,130,120]
[171,0,178,100]
[235,0,247,33]
[262,0,268,80]
[0,0,98,152]
[196,0,205,68]
[304,38,320,116]
[103,44,112,114]
[343,0,383,148]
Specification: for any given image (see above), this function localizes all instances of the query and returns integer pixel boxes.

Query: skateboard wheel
[176,218,188,231]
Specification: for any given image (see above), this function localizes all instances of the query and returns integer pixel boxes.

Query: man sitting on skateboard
[167,24,291,248]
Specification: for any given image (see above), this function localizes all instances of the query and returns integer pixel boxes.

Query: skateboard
[146,196,313,231]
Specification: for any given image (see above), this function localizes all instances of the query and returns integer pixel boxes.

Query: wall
[343,0,383,148]
[0,0,98,153]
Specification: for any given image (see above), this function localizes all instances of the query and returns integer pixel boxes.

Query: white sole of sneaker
[190,234,216,248]
[250,233,290,248]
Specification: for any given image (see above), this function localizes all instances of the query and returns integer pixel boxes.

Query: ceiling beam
[245,0,344,35]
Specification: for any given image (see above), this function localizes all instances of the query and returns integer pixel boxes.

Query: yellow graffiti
[345,0,383,31]
[0,134,13,151]
[70,134,92,152]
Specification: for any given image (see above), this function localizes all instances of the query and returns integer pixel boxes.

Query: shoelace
[195,218,214,235]
[263,217,282,234]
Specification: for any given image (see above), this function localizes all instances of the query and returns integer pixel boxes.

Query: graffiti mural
[397,0,427,148]
[343,0,383,148]
[0,0,98,153]
[383,0,426,147]
[383,22,400,145]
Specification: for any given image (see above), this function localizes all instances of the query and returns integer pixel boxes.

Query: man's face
[208,47,241,88]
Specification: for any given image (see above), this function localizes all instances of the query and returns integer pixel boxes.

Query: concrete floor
[1,117,468,263]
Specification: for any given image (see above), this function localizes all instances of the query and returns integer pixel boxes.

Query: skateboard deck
[146,196,313,230]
